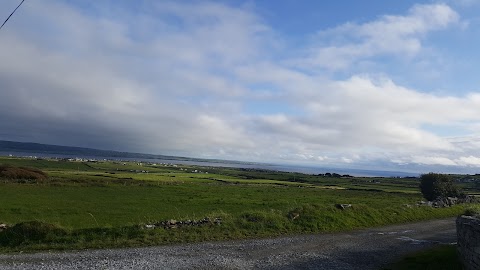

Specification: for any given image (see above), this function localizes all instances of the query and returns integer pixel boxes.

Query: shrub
[0,165,48,182]
[464,207,480,218]
[419,173,462,201]
[0,221,68,246]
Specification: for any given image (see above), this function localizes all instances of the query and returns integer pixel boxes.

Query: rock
[446,197,458,206]
[417,200,433,207]
[456,215,480,270]
[166,219,178,228]
[416,201,426,206]
[419,195,478,209]
[0,223,7,232]
[335,204,352,210]
[432,196,461,208]
[459,195,479,204]
[289,212,300,220]
[144,224,155,229]
[152,217,222,229]
[432,198,447,208]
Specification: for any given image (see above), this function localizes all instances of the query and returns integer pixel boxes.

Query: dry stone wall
[457,215,480,270]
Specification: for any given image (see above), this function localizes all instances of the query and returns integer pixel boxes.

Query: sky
[1,0,480,174]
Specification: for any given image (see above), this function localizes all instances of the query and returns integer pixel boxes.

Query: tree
[419,173,462,201]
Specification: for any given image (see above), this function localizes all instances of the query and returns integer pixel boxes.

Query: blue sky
[1,0,480,173]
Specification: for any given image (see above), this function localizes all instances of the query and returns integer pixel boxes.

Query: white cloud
[411,156,457,166]
[301,4,460,71]
[0,0,269,151]
[457,156,480,166]
[1,1,480,173]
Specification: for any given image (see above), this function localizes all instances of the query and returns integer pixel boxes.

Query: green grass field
[0,156,478,252]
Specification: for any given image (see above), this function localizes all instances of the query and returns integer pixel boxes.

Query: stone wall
[457,215,480,270]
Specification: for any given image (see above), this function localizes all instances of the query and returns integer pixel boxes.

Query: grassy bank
[0,157,478,252]
[0,201,469,252]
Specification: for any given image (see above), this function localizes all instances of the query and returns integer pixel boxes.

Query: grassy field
[0,156,478,252]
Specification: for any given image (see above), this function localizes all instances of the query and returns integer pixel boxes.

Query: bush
[0,221,68,246]
[464,207,480,218]
[419,173,462,201]
[0,165,48,182]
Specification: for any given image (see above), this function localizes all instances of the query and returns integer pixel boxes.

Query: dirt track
[0,218,457,269]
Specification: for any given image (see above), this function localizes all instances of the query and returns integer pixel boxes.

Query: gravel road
[0,218,457,270]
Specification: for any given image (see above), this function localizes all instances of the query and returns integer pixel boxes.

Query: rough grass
[0,198,473,252]
[464,206,480,217]
[385,245,462,270]
[0,205,469,253]
[0,183,469,230]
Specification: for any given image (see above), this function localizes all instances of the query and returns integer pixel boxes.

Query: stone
[0,223,7,232]
[335,204,352,210]
[446,197,458,206]
[214,218,222,225]
[166,219,178,228]
[432,197,452,208]
[151,217,223,229]
[457,215,480,270]
[289,212,300,220]
[460,195,479,204]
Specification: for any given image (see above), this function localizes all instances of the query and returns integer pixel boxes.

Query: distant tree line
[318,173,353,178]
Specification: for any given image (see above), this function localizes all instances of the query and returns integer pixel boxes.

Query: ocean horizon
[0,151,418,178]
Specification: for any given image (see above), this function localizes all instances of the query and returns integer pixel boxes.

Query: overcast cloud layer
[1,0,480,173]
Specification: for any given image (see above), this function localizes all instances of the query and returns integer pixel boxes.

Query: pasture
[0,156,477,251]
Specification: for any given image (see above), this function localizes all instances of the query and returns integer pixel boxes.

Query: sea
[0,151,419,178]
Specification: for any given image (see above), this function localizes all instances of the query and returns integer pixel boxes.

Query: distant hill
[0,140,251,165]
[0,140,418,177]
[0,140,186,161]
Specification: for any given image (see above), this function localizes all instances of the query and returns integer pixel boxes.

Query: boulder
[166,219,177,228]
[459,195,479,204]
[288,212,300,220]
[214,217,222,225]
[152,217,222,229]
[335,204,352,210]
[446,196,458,206]
[419,195,478,208]
[431,196,459,208]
